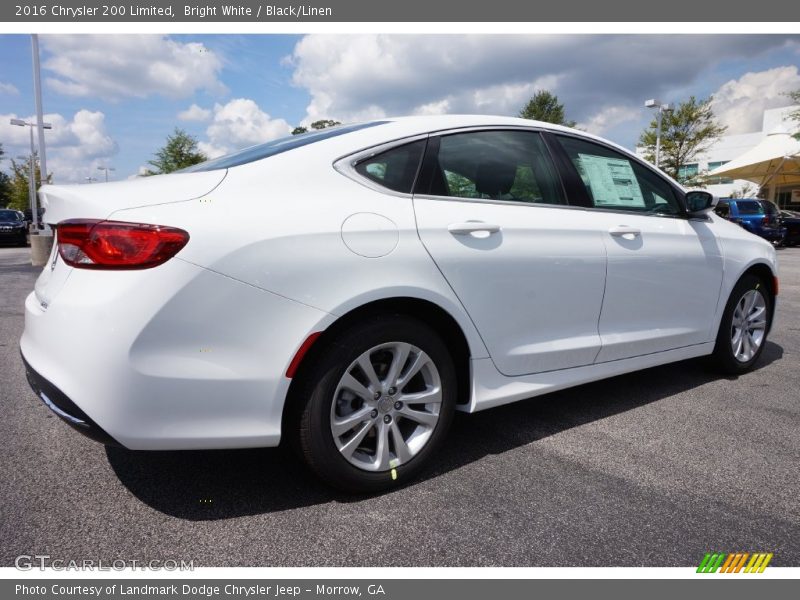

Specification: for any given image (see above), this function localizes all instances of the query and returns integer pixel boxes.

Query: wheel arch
[282,296,473,436]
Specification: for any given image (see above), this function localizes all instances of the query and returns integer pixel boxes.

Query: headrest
[475,160,517,197]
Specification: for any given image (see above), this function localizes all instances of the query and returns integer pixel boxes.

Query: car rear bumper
[22,352,121,446]
[20,257,331,450]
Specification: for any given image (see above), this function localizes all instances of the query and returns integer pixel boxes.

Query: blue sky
[1,34,799,183]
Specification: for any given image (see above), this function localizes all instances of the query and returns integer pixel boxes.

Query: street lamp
[10,118,52,230]
[644,99,673,169]
[97,165,116,182]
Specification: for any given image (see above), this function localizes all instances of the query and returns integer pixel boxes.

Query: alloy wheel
[329,342,442,472]
[730,288,767,363]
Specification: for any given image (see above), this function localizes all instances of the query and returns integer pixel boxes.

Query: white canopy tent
[707,128,800,203]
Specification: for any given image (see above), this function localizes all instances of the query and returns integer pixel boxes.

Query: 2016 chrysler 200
[21,116,778,492]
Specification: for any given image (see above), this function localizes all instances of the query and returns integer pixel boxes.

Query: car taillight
[56,219,189,270]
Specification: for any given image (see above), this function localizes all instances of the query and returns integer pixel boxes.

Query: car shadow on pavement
[106,341,783,521]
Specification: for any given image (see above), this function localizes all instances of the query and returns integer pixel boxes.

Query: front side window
[556,135,682,215]
[354,139,426,194]
[425,130,565,205]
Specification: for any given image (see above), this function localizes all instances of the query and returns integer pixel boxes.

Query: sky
[1,34,799,184]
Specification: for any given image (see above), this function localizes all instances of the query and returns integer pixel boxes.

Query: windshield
[0,210,22,221]
[736,200,763,214]
[180,121,388,173]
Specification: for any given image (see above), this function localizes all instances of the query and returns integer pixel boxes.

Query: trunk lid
[34,170,225,309]
[38,170,226,224]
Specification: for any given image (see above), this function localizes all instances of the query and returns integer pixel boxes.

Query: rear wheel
[711,273,772,374]
[293,315,456,493]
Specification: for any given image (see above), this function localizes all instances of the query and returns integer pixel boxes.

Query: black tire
[292,314,456,493]
[711,273,773,375]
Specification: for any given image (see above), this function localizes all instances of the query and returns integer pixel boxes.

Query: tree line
[2,90,799,208]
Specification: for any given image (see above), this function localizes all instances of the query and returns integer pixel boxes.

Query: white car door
[552,134,724,363]
[413,129,608,376]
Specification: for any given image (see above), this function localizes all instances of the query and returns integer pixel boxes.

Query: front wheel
[293,315,457,493]
[711,274,772,374]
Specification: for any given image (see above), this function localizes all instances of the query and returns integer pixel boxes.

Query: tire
[711,273,772,375]
[293,314,456,493]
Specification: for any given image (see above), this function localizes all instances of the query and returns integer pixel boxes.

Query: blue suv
[714,198,786,245]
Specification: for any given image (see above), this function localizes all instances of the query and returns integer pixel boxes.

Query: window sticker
[577,154,645,208]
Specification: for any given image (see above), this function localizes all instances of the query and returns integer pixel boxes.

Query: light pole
[10,118,52,230]
[644,99,673,169]
[97,165,116,182]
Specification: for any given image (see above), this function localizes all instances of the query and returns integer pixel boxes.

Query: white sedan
[21,115,778,492]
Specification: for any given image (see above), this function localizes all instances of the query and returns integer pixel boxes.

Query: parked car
[714,198,786,245]
[780,209,800,246]
[20,116,778,492]
[0,208,29,246]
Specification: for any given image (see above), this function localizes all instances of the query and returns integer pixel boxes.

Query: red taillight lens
[57,219,189,269]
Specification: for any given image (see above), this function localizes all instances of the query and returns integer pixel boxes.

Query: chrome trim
[40,391,88,428]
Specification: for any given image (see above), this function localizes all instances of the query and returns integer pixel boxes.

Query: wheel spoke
[357,354,382,391]
[396,351,430,391]
[390,421,413,464]
[385,343,411,388]
[398,406,438,428]
[374,422,392,470]
[331,406,374,437]
[401,386,442,405]
[338,421,374,459]
[339,373,374,403]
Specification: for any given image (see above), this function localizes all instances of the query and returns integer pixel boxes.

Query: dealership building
[680,105,799,205]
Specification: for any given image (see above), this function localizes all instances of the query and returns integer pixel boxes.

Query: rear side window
[556,135,681,215]
[736,200,763,214]
[354,140,426,194]
[423,130,565,205]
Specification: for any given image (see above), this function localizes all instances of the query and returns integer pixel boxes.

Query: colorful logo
[697,552,773,573]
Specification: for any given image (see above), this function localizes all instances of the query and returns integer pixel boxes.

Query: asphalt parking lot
[1,245,798,567]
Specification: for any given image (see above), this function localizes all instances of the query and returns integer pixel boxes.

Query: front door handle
[448,222,502,235]
[608,225,641,237]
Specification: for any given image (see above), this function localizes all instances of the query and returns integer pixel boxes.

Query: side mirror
[685,190,717,216]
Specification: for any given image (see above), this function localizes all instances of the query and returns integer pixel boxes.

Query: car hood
[38,170,227,224]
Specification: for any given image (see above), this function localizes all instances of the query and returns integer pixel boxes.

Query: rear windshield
[736,200,764,214]
[181,121,387,173]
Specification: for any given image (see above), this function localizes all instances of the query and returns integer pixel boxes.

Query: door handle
[608,225,641,237]
[448,222,502,235]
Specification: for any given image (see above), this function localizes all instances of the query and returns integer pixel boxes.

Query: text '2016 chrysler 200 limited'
[20,115,778,492]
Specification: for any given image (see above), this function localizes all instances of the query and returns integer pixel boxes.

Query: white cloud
[288,34,799,134]
[42,35,225,101]
[199,98,292,158]
[0,82,19,95]
[710,66,800,134]
[0,110,118,183]
[579,105,640,135]
[178,103,212,122]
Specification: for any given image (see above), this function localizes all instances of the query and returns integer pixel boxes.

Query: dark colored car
[714,198,786,245]
[0,209,28,246]
[780,209,800,246]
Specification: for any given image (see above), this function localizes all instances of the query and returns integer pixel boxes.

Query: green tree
[639,96,727,183]
[519,91,576,127]
[145,128,207,175]
[5,153,50,212]
[0,143,12,208]
[291,119,342,135]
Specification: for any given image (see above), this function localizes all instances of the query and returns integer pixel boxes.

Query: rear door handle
[608,225,641,237]
[448,222,502,235]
